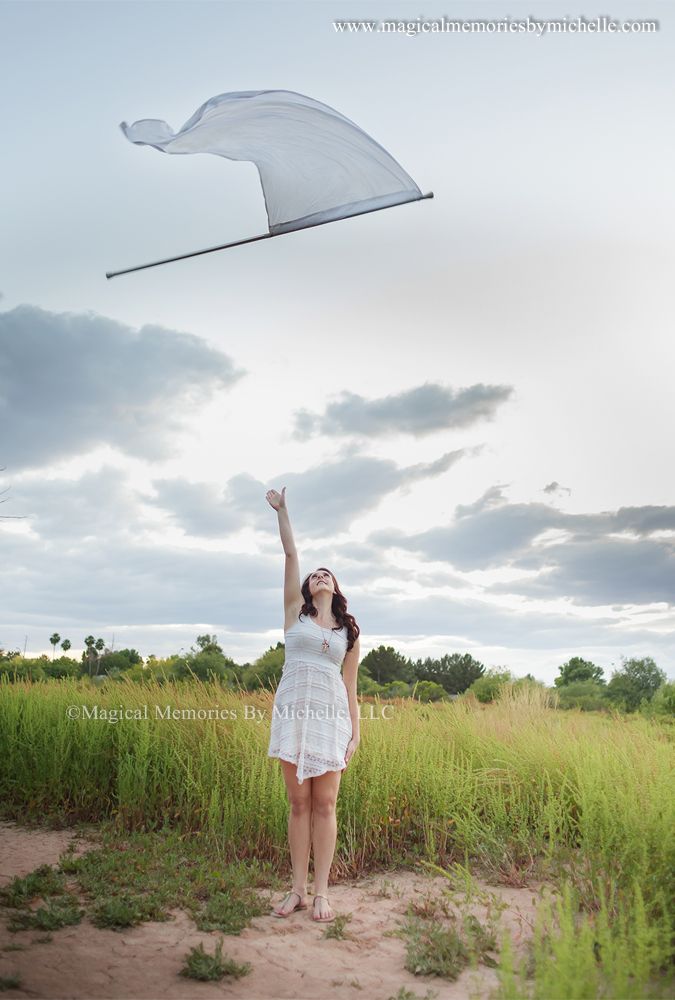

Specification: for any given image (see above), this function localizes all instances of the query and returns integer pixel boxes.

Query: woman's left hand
[344,737,360,767]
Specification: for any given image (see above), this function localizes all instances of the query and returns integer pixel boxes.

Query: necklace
[310,614,335,653]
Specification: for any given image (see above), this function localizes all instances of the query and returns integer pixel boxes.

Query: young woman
[265,485,360,923]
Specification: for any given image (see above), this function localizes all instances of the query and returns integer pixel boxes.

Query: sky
[1,0,674,683]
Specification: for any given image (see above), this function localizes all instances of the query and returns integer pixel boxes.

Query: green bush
[641,681,675,719]
[555,680,609,712]
[468,669,513,704]
[411,680,447,702]
[380,680,412,699]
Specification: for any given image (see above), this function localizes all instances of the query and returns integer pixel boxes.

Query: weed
[179,938,251,982]
[0,865,67,908]
[7,894,83,932]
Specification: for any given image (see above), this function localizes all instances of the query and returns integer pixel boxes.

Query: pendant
[321,638,330,653]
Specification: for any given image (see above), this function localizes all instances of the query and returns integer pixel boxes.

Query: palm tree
[61,639,71,654]
[84,635,96,676]
[49,633,61,660]
[94,638,105,676]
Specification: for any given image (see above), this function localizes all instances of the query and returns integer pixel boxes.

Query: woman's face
[307,568,335,598]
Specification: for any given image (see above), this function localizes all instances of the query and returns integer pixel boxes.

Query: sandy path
[0,821,542,1000]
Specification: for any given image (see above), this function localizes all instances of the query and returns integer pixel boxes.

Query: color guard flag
[107,89,432,278]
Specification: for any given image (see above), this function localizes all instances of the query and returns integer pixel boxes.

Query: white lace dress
[267,612,353,784]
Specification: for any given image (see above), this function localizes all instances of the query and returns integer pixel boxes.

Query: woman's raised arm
[265,486,302,618]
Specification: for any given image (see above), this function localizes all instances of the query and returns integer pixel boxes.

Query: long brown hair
[299,567,360,652]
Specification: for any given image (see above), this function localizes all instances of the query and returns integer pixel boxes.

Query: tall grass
[1,674,673,996]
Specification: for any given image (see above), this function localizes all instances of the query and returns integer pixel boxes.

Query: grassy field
[1,675,673,998]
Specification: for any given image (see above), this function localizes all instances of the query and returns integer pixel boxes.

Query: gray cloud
[493,535,675,606]
[611,505,675,535]
[0,304,245,471]
[0,527,278,629]
[543,481,572,496]
[291,382,514,440]
[15,466,145,541]
[150,447,476,537]
[368,486,675,606]
[371,486,563,570]
[150,478,243,537]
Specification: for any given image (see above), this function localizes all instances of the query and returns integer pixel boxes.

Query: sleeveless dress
[267,612,353,784]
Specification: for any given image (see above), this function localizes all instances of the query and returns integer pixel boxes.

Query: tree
[606,656,667,712]
[49,633,61,660]
[361,645,414,685]
[414,652,485,695]
[98,648,143,674]
[43,656,80,680]
[194,634,223,655]
[641,681,675,719]
[554,656,605,688]
[83,636,97,676]
[242,643,285,691]
[61,639,72,654]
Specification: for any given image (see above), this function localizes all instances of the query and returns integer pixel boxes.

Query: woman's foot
[271,888,309,917]
[312,893,335,922]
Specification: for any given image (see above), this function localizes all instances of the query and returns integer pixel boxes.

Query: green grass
[0,864,68,908]
[495,881,674,1000]
[7,895,83,933]
[0,826,277,938]
[1,675,673,997]
[399,910,498,980]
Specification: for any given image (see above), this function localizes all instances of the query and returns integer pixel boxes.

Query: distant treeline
[1,634,673,717]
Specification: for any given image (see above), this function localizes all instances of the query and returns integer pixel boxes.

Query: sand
[0,820,545,1000]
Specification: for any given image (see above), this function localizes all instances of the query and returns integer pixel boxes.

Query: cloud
[494,535,675,606]
[13,466,144,541]
[4,512,675,671]
[0,527,279,629]
[367,485,675,606]
[371,486,562,570]
[291,381,513,439]
[612,505,675,535]
[0,304,245,471]
[150,447,476,537]
[543,481,572,496]
[149,478,243,537]
[3,471,675,673]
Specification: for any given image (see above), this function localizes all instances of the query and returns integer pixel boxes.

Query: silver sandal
[271,889,308,918]
[312,893,336,923]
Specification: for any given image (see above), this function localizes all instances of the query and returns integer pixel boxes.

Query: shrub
[468,669,513,704]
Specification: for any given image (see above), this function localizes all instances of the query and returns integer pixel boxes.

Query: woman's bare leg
[273,759,312,915]
[310,768,342,920]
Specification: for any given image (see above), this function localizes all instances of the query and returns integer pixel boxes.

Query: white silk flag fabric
[120,89,424,236]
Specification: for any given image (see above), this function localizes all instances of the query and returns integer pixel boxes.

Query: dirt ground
[0,820,544,1000]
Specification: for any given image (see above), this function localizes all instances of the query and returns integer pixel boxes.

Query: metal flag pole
[105,192,434,279]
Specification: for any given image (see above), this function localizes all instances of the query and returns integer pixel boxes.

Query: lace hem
[268,748,346,784]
